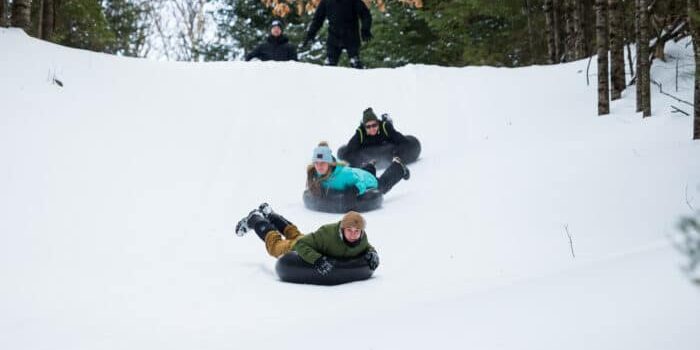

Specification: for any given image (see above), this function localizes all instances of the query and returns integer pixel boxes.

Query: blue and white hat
[312,143,334,163]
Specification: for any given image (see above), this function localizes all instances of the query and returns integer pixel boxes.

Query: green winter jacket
[293,221,375,264]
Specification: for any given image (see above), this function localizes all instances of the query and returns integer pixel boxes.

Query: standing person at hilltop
[245,20,298,62]
[302,0,372,68]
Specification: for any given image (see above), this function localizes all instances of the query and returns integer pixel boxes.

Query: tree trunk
[639,0,652,117]
[635,0,642,112]
[609,0,625,100]
[524,0,535,64]
[11,0,32,32]
[0,0,7,27]
[41,0,53,40]
[688,0,700,139]
[564,0,575,61]
[545,0,557,63]
[37,0,43,38]
[554,0,564,61]
[597,0,610,115]
[573,0,586,59]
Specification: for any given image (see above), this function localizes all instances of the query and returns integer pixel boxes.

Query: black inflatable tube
[275,251,374,286]
[302,188,383,213]
[337,135,421,169]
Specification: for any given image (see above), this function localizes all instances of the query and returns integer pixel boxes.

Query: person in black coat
[303,0,372,68]
[338,108,415,168]
[245,20,298,62]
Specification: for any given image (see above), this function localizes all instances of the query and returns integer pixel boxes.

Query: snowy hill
[1,28,699,349]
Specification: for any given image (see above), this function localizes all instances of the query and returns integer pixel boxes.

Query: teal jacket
[293,221,375,264]
[320,164,378,195]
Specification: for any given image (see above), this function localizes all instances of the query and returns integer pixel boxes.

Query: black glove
[361,29,372,42]
[381,113,392,124]
[313,256,335,276]
[364,250,380,270]
[347,186,360,197]
[342,186,360,210]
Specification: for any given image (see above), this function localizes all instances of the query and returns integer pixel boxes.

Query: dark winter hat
[341,211,366,231]
[271,20,283,30]
[362,108,379,124]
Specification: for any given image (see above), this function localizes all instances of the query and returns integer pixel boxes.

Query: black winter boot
[393,157,410,180]
[377,158,410,194]
[235,209,276,241]
[258,203,294,232]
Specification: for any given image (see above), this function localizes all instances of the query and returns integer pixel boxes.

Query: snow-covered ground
[1,28,699,349]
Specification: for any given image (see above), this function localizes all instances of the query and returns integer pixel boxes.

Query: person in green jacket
[306,141,409,198]
[235,203,380,276]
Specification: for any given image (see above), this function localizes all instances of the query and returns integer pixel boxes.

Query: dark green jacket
[293,221,375,264]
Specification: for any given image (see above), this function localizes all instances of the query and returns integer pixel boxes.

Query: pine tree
[103,0,150,57]
[49,0,115,52]
[361,3,436,67]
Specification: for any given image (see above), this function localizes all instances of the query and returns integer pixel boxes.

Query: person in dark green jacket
[235,203,379,275]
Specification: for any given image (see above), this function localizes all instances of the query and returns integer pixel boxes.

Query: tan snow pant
[264,224,304,258]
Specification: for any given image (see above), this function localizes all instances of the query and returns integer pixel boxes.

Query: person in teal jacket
[306,141,410,198]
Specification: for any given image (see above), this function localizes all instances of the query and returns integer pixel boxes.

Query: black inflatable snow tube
[337,135,421,169]
[276,251,374,286]
[303,188,383,213]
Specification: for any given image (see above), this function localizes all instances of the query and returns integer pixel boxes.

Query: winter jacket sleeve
[306,0,327,42]
[288,44,298,61]
[345,128,363,153]
[245,45,262,61]
[293,228,325,264]
[355,0,372,37]
[384,121,409,145]
[352,171,368,195]
[364,242,376,254]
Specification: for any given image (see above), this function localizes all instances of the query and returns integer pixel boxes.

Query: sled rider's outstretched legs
[236,203,303,258]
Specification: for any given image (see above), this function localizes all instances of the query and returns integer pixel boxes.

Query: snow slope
[1,28,699,349]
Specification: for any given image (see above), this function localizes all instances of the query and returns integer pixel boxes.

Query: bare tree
[148,0,212,61]
[639,0,652,117]
[596,0,610,115]
[173,0,208,61]
[689,0,700,139]
[11,0,32,32]
[609,0,625,100]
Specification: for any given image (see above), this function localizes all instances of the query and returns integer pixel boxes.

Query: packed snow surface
[1,28,699,349]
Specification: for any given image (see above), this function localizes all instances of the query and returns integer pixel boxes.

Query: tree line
[0,0,698,139]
